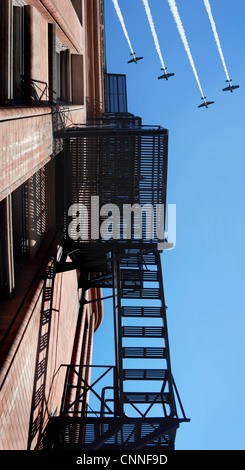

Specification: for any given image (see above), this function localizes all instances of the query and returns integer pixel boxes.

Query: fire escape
[44,75,189,450]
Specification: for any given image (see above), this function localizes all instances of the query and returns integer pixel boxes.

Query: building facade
[0,0,105,450]
[0,0,189,452]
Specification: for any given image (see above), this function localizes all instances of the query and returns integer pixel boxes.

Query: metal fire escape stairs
[110,248,189,449]
[44,111,189,449]
[45,247,189,450]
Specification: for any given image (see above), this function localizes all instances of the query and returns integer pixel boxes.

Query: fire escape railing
[43,113,189,450]
[44,249,189,450]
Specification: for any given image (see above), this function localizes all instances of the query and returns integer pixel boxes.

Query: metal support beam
[124,418,181,450]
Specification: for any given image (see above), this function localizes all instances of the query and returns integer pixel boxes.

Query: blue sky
[93,0,245,450]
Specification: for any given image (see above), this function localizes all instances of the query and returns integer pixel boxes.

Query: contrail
[167,0,204,97]
[142,0,166,71]
[111,0,134,55]
[203,0,230,81]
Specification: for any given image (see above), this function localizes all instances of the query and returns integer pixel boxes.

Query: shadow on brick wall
[27,263,57,450]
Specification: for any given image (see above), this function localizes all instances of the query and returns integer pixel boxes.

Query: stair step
[120,270,159,281]
[123,392,170,404]
[120,253,157,267]
[122,347,166,359]
[122,326,164,338]
[122,288,160,299]
[123,369,167,380]
[121,306,162,318]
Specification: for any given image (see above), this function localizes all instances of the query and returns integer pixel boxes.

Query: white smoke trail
[112,0,134,55]
[203,0,230,81]
[142,0,166,70]
[167,0,204,97]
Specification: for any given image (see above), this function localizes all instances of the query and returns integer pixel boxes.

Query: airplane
[222,79,240,93]
[198,96,215,109]
[158,67,175,80]
[127,52,143,64]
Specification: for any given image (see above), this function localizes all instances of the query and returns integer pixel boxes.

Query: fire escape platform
[45,416,187,450]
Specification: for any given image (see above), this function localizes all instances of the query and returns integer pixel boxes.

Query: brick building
[0,0,105,450]
[0,0,189,452]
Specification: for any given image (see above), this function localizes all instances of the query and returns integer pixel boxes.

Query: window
[0,183,30,301]
[0,162,53,301]
[11,182,29,277]
[0,199,13,300]
[0,1,28,105]
[12,2,26,102]
[48,23,57,104]
[55,37,72,103]
[0,195,15,300]
[106,74,127,113]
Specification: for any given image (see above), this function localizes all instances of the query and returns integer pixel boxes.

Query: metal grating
[122,326,165,338]
[46,112,189,450]
[121,306,163,318]
[123,369,167,381]
[121,269,159,281]
[122,287,160,299]
[57,114,168,246]
[45,417,181,450]
[122,347,166,359]
[45,249,190,450]
[123,392,170,404]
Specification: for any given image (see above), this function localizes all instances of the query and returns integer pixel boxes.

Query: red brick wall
[28,267,81,450]
[0,0,87,201]
[0,232,103,450]
[0,297,41,449]
[0,108,52,201]
[85,0,105,118]
[0,270,80,450]
[0,0,105,450]
[0,105,86,201]
[25,0,84,52]
[0,249,82,449]
[29,6,49,103]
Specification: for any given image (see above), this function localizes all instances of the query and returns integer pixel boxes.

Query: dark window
[0,200,9,300]
[12,4,26,103]
[0,195,16,300]
[106,74,127,113]
[56,48,71,103]
[48,23,57,104]
[12,182,29,277]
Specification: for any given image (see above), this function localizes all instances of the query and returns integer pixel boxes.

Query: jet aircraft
[198,96,214,109]
[222,79,240,93]
[127,52,143,64]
